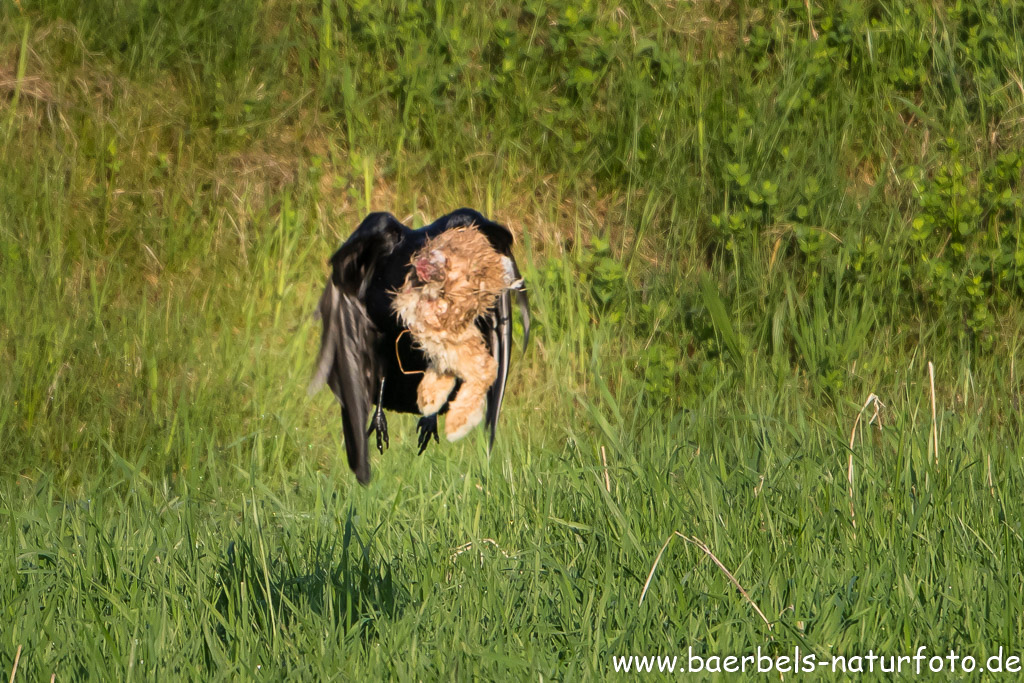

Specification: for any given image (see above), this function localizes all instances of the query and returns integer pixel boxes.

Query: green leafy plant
[907,142,1024,348]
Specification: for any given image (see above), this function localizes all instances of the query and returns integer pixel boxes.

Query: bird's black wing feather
[482,269,530,451]
[441,207,514,253]
[309,212,407,484]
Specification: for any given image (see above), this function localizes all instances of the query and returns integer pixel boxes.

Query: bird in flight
[309,208,529,484]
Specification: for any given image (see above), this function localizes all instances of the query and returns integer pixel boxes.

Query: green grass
[2,0,1024,679]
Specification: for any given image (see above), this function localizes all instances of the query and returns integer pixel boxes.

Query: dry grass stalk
[639,532,773,632]
[929,362,938,466]
[803,0,819,39]
[847,393,884,533]
[600,445,611,493]
[450,538,513,564]
[9,644,21,683]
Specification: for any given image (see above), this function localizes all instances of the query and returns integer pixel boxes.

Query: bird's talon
[367,409,389,454]
[417,414,439,455]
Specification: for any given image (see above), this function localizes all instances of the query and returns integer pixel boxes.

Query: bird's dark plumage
[310,209,529,484]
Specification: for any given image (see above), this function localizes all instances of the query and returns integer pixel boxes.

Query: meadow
[2,0,1023,679]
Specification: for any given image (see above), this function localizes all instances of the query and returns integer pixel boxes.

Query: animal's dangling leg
[366,378,389,454]
[444,341,497,441]
[417,368,456,416]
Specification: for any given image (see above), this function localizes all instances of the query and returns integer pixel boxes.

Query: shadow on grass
[210,507,405,650]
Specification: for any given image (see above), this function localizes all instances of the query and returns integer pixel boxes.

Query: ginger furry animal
[391,226,522,441]
[309,209,529,484]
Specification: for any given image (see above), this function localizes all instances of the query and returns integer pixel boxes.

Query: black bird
[309,208,529,484]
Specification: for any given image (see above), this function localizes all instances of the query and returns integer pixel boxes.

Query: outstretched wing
[441,209,530,451]
[309,213,407,484]
[441,207,513,253]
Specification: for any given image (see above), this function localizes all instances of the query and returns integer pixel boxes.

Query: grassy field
[2,0,1024,679]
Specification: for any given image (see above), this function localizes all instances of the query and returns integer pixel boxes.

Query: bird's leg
[416,414,439,454]
[444,340,498,441]
[366,378,389,453]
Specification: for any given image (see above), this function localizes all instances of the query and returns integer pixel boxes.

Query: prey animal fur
[391,226,520,440]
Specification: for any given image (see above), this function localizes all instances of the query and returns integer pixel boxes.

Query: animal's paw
[417,370,456,415]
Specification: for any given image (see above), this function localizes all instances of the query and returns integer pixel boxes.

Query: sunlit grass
[2,0,1023,679]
